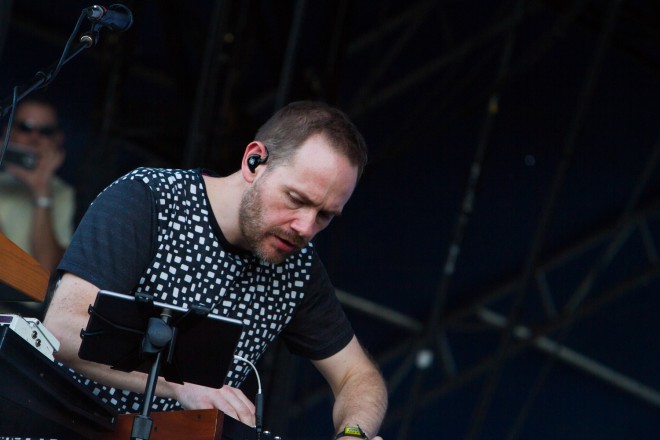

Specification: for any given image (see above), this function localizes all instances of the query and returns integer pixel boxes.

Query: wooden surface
[96,409,225,440]
[0,232,49,301]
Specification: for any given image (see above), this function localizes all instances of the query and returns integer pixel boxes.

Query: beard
[238,176,306,264]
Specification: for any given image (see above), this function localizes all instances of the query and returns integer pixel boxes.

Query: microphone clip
[84,4,107,20]
[83,3,134,33]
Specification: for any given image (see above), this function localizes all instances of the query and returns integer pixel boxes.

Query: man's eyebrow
[323,208,342,218]
[291,190,342,217]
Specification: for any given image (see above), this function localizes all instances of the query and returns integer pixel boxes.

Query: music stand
[78,290,244,440]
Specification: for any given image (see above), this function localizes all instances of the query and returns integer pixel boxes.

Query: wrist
[334,425,369,440]
[159,379,184,402]
[34,196,53,209]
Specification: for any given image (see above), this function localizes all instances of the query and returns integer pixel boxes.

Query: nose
[291,208,319,241]
[27,130,43,143]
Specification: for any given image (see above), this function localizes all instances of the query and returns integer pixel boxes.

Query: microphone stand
[0,3,134,120]
[0,8,105,167]
[0,30,98,119]
[131,307,175,440]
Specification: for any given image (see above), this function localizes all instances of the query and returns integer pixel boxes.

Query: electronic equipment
[0,325,117,438]
[0,314,60,361]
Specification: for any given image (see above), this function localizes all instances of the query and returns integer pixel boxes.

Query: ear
[241,141,268,182]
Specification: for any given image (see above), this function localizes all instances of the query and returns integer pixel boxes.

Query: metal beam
[476,307,660,408]
[301,262,660,434]
[414,263,660,416]
[183,0,229,168]
[442,196,660,328]
[335,289,422,332]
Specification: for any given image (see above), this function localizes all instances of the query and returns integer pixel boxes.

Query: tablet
[78,290,244,389]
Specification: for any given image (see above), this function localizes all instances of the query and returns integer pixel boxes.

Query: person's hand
[175,383,256,426]
[6,143,65,197]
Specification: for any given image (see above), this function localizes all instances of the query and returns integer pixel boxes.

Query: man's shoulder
[112,168,203,196]
[120,167,200,183]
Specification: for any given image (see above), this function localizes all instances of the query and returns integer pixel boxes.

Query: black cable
[0,9,90,162]
[234,355,264,439]
[0,86,19,168]
[42,11,88,88]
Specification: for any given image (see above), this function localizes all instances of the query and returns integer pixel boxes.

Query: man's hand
[174,383,256,426]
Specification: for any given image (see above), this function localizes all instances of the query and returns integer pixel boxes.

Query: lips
[273,235,297,252]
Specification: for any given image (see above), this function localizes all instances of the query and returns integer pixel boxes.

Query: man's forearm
[332,367,388,439]
[44,273,182,402]
[56,353,182,400]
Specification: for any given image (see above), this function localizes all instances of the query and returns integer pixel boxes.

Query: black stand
[0,8,105,171]
[78,290,244,440]
[0,10,99,119]
[131,307,175,440]
[0,38,92,119]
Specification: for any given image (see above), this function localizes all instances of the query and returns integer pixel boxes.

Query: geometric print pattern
[75,168,314,414]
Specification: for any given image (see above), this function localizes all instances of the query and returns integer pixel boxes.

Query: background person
[0,96,75,319]
[0,95,74,273]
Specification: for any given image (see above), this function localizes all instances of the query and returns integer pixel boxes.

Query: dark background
[2,1,660,438]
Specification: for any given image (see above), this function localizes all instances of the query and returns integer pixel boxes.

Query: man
[0,96,74,274]
[44,101,388,439]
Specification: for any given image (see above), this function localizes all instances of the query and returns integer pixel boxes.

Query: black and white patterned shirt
[57,168,354,413]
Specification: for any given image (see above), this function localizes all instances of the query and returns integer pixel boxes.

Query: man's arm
[44,272,257,424]
[313,336,388,440]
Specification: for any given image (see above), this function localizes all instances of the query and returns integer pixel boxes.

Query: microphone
[84,4,133,32]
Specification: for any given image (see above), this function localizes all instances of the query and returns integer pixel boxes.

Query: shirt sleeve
[57,177,157,293]
[280,248,355,360]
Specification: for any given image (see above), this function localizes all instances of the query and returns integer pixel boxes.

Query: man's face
[238,133,358,264]
[7,102,62,153]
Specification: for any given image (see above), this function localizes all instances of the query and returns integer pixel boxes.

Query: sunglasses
[14,120,59,137]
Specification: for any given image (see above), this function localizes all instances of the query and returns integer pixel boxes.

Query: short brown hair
[255,101,368,178]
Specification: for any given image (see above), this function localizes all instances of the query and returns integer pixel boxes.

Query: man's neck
[203,171,246,248]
